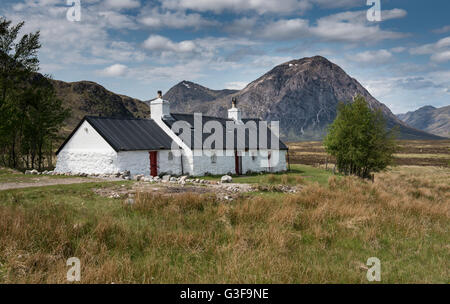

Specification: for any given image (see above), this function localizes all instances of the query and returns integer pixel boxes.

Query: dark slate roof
[163,113,288,150]
[56,116,174,154]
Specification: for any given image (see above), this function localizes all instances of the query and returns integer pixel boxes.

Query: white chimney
[228,97,242,122]
[151,90,171,120]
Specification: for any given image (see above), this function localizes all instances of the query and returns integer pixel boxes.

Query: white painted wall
[190,149,287,176]
[55,121,119,174]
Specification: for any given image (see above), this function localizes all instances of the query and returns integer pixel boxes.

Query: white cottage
[55,92,288,177]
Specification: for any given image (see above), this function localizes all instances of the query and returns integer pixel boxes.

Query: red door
[234,150,241,175]
[149,151,158,177]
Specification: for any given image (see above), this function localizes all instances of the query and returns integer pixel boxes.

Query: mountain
[162,81,238,114]
[49,78,149,133]
[397,105,450,138]
[164,56,442,141]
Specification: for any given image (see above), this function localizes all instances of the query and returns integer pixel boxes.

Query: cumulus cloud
[310,0,363,9]
[410,36,450,62]
[259,19,309,40]
[431,50,450,63]
[138,8,217,29]
[98,11,138,29]
[104,0,141,10]
[161,0,312,14]
[310,10,407,43]
[350,49,393,64]
[143,35,197,53]
[97,64,128,77]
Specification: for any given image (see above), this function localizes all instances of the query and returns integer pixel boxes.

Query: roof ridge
[171,113,232,120]
[85,115,152,121]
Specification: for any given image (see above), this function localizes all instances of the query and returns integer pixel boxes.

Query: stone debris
[221,175,233,183]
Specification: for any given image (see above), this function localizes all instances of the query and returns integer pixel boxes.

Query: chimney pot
[232,97,237,108]
[157,90,162,98]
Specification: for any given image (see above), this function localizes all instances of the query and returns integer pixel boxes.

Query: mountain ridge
[397,105,450,138]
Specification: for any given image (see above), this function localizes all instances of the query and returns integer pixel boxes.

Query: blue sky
[1,0,450,114]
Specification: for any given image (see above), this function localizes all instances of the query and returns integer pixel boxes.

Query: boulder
[221,175,233,183]
[162,175,171,182]
[30,169,38,175]
[25,170,32,175]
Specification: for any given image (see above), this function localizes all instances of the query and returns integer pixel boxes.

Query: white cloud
[381,8,407,21]
[143,35,197,53]
[432,25,450,34]
[98,11,138,29]
[104,0,141,10]
[431,50,450,63]
[138,8,216,29]
[310,10,407,43]
[391,47,406,53]
[310,0,363,9]
[225,81,247,90]
[350,49,393,64]
[259,19,309,40]
[410,36,450,62]
[161,0,311,14]
[97,64,128,77]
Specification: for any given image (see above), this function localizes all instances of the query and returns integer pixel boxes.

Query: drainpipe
[180,149,184,176]
[287,148,291,172]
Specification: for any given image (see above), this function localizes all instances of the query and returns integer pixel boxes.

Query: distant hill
[48,77,149,133]
[162,80,238,114]
[397,105,450,138]
[164,56,443,141]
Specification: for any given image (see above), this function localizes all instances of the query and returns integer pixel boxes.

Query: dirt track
[0,177,105,191]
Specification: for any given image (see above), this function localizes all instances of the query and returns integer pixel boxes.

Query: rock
[48,171,54,175]
[221,175,232,183]
[42,170,49,175]
[122,170,131,177]
[133,174,144,181]
[25,170,32,175]
[179,176,188,184]
[30,169,38,175]
[124,176,131,181]
[162,175,171,182]
[153,176,161,182]
[169,177,177,182]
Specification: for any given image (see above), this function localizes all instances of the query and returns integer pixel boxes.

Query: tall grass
[0,167,448,283]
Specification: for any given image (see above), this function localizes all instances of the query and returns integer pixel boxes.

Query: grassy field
[0,164,448,283]
[288,140,450,167]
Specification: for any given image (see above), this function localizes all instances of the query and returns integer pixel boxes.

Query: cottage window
[251,152,257,161]
[211,153,217,164]
[168,151,173,161]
